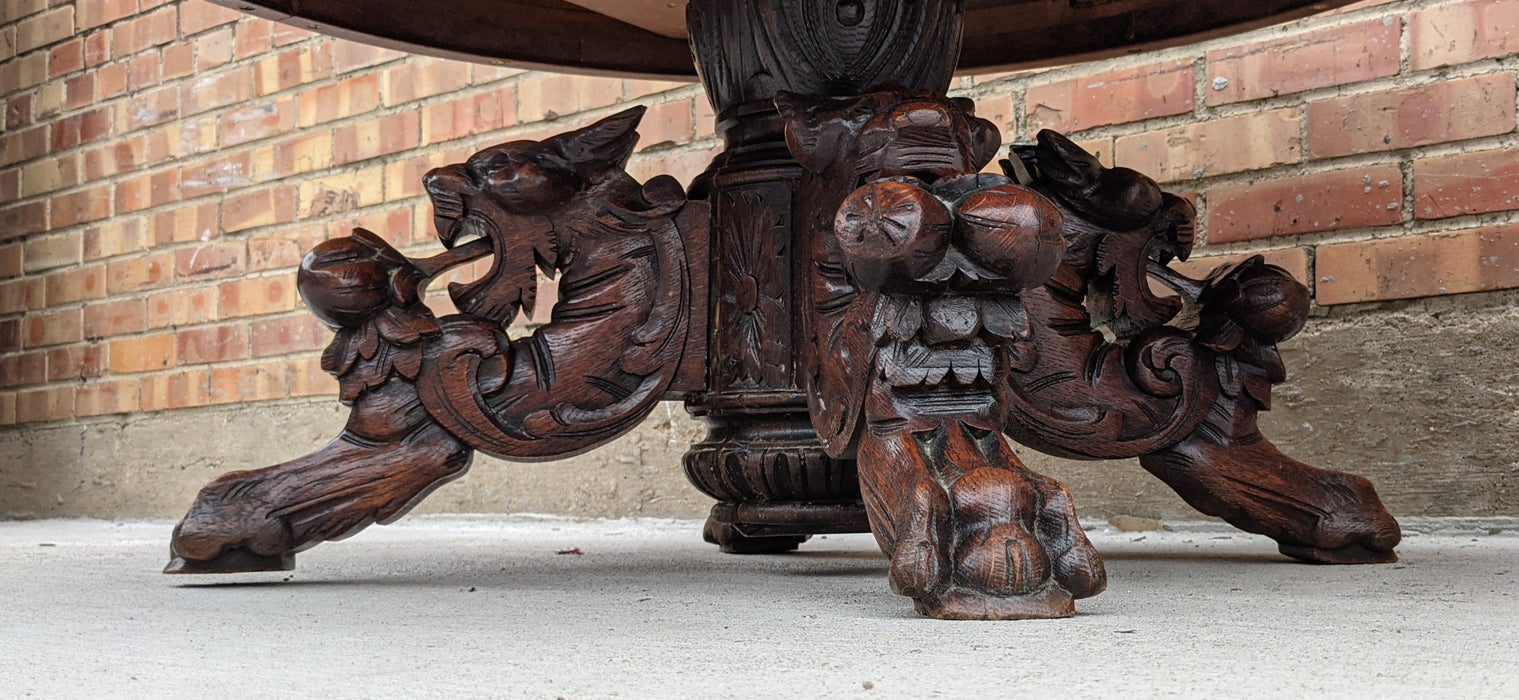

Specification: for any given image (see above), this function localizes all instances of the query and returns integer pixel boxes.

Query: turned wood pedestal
[166,0,1403,619]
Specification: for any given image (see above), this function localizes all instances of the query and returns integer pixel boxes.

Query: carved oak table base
[168,0,1401,620]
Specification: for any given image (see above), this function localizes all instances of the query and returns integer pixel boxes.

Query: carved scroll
[168,108,708,572]
[780,89,1400,619]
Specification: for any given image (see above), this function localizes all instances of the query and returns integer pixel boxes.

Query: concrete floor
[1,517,1515,699]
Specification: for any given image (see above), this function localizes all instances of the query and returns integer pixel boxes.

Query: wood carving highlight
[168,107,708,573]
[778,88,1400,619]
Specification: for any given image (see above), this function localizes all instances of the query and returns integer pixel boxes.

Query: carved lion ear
[1035,129,1105,188]
[775,91,833,173]
[968,116,1002,172]
[551,106,646,171]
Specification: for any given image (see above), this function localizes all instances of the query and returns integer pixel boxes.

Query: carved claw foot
[1142,432,1401,565]
[859,421,1105,620]
[167,419,470,574]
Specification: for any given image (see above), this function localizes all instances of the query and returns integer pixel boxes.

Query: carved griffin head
[422,106,646,250]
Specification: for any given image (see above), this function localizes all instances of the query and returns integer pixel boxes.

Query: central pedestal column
[680,0,965,552]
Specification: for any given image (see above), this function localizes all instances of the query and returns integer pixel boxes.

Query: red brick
[208,361,287,404]
[0,318,18,353]
[1207,18,1399,105]
[177,325,247,364]
[49,39,85,78]
[150,202,219,245]
[637,99,695,150]
[15,6,75,55]
[49,185,108,229]
[83,217,149,261]
[22,233,82,272]
[296,74,380,127]
[46,343,106,381]
[516,73,622,123]
[3,124,51,165]
[286,355,337,396]
[332,41,404,73]
[179,151,253,197]
[1409,0,1519,70]
[181,65,255,115]
[233,18,272,59]
[83,30,110,66]
[64,73,96,111]
[49,108,112,150]
[250,315,328,357]
[108,332,175,373]
[326,208,412,248]
[1413,148,1519,220]
[1026,60,1194,133]
[0,351,46,388]
[252,132,333,178]
[1307,74,1517,158]
[111,6,176,58]
[175,243,245,279]
[195,27,234,70]
[1116,108,1301,182]
[113,168,179,214]
[5,95,34,131]
[78,0,138,31]
[162,41,195,80]
[333,111,419,165]
[0,201,48,241]
[0,244,20,278]
[218,274,297,318]
[1207,165,1404,244]
[15,386,73,423]
[381,59,471,107]
[1316,225,1519,304]
[146,285,218,328]
[106,251,173,293]
[25,307,82,347]
[247,224,327,271]
[139,369,209,411]
[94,63,127,99]
[221,186,297,233]
[253,44,334,96]
[178,2,242,35]
[219,99,296,146]
[75,378,139,417]
[43,264,107,305]
[84,298,147,337]
[126,52,161,91]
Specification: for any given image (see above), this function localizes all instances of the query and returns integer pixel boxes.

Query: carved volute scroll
[168,108,709,572]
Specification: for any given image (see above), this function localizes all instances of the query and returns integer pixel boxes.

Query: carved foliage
[168,108,708,571]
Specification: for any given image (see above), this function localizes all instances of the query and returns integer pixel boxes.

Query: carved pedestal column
[681,0,962,552]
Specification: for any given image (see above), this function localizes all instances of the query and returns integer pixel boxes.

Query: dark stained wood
[209,0,1363,79]
[775,85,1399,618]
[168,108,709,571]
[174,0,1403,620]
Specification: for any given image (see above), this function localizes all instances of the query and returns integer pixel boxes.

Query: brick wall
[0,0,1515,432]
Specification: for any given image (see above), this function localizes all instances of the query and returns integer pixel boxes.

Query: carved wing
[413,108,706,459]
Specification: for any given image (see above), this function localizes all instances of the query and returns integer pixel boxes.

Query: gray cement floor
[1,516,1516,699]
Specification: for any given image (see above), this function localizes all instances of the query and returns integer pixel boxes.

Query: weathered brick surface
[1316,225,1519,304]
[1025,60,1194,133]
[1306,73,1516,157]
[1206,165,1403,243]
[0,0,1516,432]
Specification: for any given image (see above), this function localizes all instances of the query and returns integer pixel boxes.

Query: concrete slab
[2,517,1516,698]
